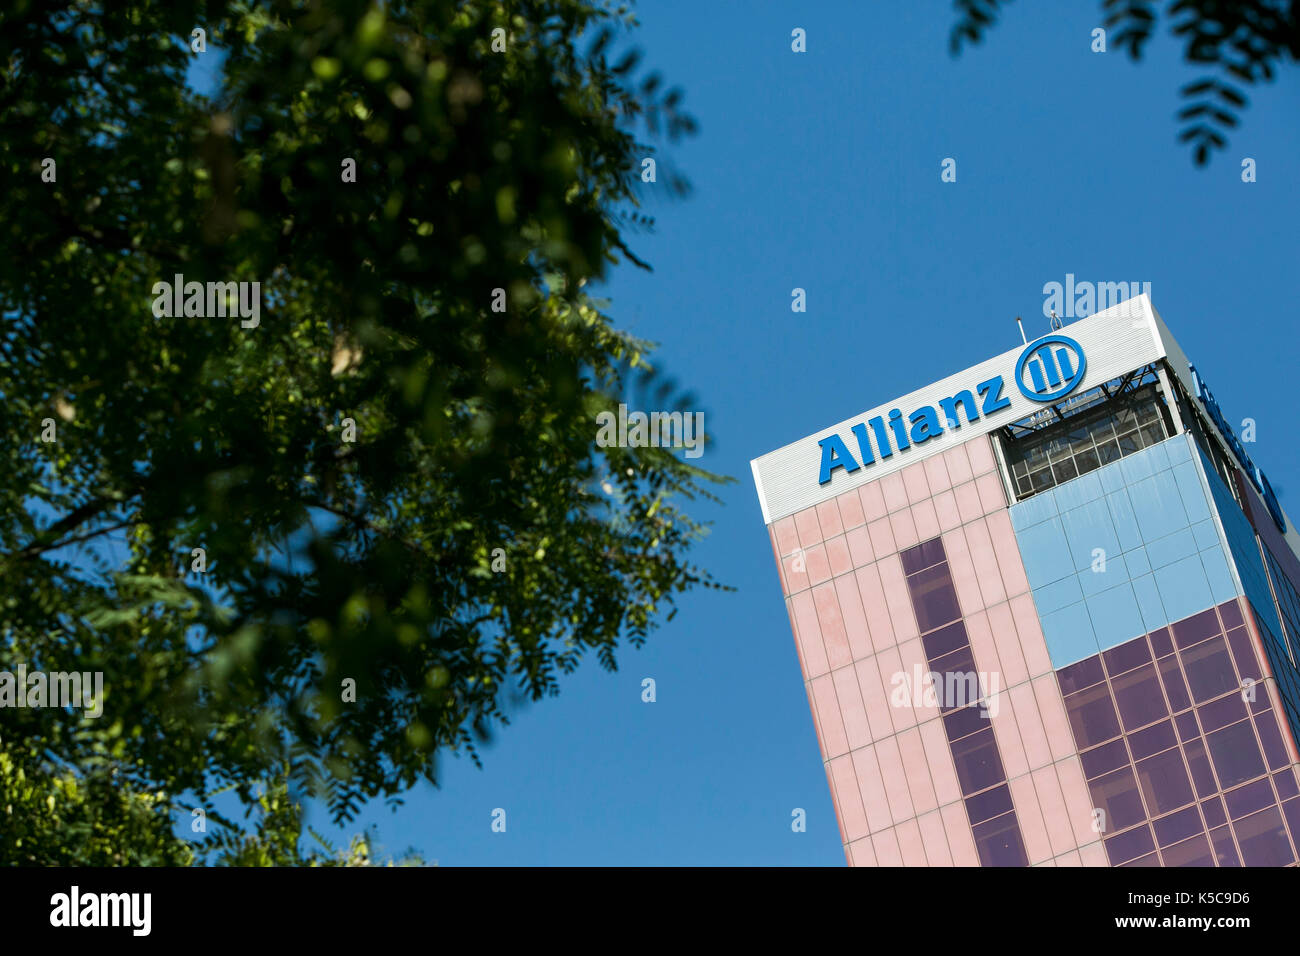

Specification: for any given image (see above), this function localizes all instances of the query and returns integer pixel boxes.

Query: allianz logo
[1016,334,1087,402]
[816,335,1086,485]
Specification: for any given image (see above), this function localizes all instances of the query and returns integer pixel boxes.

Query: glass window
[972,811,1029,867]
[1284,800,1300,850]
[1074,447,1101,475]
[1232,806,1295,866]
[1254,711,1289,770]
[1112,663,1168,732]
[1128,719,1176,761]
[965,783,1014,825]
[1201,796,1226,828]
[1092,420,1118,445]
[921,619,969,662]
[1057,655,1106,695]
[1104,823,1155,865]
[901,538,946,576]
[1183,738,1219,799]
[906,563,961,633]
[943,703,987,743]
[999,375,1172,501]
[1225,627,1261,682]
[1157,655,1191,713]
[1172,608,1221,649]
[1047,438,1073,462]
[1068,425,1093,445]
[1081,738,1131,780]
[1153,805,1204,848]
[1160,833,1214,866]
[1224,778,1274,820]
[1135,748,1194,816]
[931,645,980,712]
[1103,636,1152,677]
[1140,421,1165,446]
[1219,601,1244,629]
[1051,458,1079,484]
[1274,769,1298,800]
[1262,546,1300,666]
[1205,720,1265,789]
[1150,626,1174,658]
[1180,636,1238,704]
[1196,693,1246,734]
[1065,682,1122,748]
[950,727,1006,795]
[1209,825,1241,866]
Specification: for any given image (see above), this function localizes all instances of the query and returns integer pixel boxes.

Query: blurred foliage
[950,0,1300,165]
[0,0,724,863]
[1,734,193,866]
[1,733,419,865]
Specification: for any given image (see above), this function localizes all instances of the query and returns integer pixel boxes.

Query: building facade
[751,295,1300,866]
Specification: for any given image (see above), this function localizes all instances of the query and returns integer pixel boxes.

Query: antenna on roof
[1015,315,1027,344]
[1050,309,1063,331]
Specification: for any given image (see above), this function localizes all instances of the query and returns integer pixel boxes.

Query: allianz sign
[817,336,1087,485]
[1189,365,1286,534]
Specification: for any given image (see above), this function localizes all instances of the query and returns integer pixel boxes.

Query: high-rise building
[751,295,1300,867]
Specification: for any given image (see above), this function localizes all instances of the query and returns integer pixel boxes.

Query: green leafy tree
[0,0,724,862]
[951,0,1300,165]
[1,734,194,866]
[1,733,416,865]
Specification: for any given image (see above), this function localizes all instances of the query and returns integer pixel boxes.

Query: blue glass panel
[1042,602,1100,668]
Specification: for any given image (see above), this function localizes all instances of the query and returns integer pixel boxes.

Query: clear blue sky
[246,1,1300,864]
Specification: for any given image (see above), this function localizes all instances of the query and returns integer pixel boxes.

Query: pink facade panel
[902,462,931,505]
[836,488,866,530]
[916,810,953,866]
[815,499,843,540]
[768,432,1100,865]
[794,507,822,549]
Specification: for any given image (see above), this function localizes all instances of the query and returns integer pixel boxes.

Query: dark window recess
[1162,365,1245,507]
[1104,823,1155,866]
[972,811,1030,867]
[999,369,1173,502]
[1088,766,1147,833]
[907,564,963,634]
[1261,543,1300,669]
[1252,613,1300,754]
[902,536,1029,866]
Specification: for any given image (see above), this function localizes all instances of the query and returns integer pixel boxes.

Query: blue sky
[217,1,1299,864]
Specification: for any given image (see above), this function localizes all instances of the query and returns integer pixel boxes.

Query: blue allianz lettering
[1190,365,1286,533]
[818,377,1010,485]
[817,339,1087,486]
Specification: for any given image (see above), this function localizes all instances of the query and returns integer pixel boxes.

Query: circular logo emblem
[1015,335,1087,402]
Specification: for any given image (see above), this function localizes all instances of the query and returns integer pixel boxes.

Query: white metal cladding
[1151,304,1197,417]
[751,295,1166,524]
